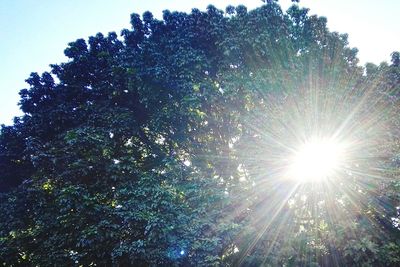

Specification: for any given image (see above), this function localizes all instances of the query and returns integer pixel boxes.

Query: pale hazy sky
[0,0,398,125]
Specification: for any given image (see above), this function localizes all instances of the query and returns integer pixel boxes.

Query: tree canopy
[1,1,399,266]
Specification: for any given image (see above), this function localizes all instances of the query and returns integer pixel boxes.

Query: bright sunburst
[288,137,346,182]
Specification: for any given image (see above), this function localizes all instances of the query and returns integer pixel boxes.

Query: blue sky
[0,0,399,125]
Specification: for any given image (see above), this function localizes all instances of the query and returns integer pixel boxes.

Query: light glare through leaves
[288,137,346,182]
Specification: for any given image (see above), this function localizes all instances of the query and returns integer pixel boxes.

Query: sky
[0,0,399,125]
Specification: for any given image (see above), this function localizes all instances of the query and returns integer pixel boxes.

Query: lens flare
[288,138,346,182]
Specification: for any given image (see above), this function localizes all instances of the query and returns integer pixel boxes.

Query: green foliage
[1,1,399,266]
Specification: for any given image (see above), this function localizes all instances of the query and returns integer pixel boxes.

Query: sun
[288,137,346,182]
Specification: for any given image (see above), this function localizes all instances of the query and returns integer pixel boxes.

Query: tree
[1,1,399,266]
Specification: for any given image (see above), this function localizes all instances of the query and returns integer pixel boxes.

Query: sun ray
[237,182,300,266]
